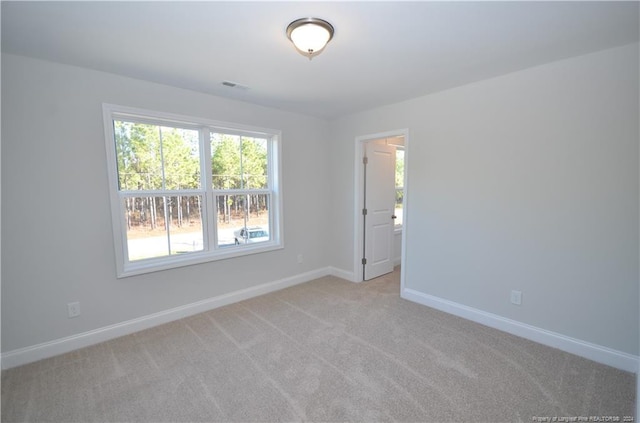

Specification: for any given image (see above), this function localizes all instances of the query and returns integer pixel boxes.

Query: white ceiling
[2,1,638,119]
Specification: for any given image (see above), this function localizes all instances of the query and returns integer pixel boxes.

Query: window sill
[118,242,283,278]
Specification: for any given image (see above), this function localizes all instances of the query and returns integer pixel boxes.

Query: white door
[364,142,396,280]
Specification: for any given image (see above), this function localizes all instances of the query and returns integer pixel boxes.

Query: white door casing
[363,142,396,280]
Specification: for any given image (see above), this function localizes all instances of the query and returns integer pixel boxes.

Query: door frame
[353,128,409,285]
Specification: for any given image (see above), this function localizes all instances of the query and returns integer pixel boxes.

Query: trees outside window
[104,104,282,277]
[395,148,404,228]
[210,133,270,247]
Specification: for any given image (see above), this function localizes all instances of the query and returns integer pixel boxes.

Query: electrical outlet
[510,290,522,306]
[67,302,81,318]
[297,254,304,264]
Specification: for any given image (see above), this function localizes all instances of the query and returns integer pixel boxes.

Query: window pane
[395,149,404,228]
[241,136,268,189]
[115,121,162,190]
[245,194,270,240]
[161,127,201,190]
[211,133,242,189]
[115,121,200,191]
[395,149,404,188]
[166,196,204,255]
[215,194,270,247]
[211,133,269,190]
[124,196,203,261]
[125,196,169,261]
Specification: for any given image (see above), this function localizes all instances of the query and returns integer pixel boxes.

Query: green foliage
[115,122,160,190]
[161,127,200,190]
[210,133,267,189]
[395,149,405,188]
[115,123,269,231]
[211,134,241,189]
[114,121,200,191]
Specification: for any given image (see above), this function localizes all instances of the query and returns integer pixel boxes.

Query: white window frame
[103,104,283,278]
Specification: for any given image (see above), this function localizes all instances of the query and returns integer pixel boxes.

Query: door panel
[371,222,391,264]
[364,142,396,280]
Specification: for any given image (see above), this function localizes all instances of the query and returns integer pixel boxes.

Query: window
[394,148,404,229]
[103,104,282,277]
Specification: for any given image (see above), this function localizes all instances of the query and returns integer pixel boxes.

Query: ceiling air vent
[222,80,249,90]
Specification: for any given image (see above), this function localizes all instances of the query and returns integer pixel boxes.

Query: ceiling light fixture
[286,17,334,60]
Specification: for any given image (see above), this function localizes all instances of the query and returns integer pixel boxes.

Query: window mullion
[163,196,171,256]
[211,189,270,196]
[239,136,244,190]
[119,189,203,197]
[201,127,216,249]
[158,126,166,191]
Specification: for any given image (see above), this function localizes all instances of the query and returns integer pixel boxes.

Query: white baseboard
[1,267,332,370]
[402,287,639,374]
[329,266,357,282]
[7,271,635,375]
[637,373,640,420]
[637,369,640,419]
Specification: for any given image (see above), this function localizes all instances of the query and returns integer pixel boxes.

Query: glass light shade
[290,23,331,55]
[287,18,334,59]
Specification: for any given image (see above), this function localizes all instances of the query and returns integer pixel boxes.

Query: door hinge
[362,258,367,265]
[363,156,368,165]
[362,208,367,216]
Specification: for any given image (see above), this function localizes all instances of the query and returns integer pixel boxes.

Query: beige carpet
[2,268,636,422]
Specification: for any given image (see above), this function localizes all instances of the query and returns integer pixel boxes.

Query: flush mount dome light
[286,17,334,60]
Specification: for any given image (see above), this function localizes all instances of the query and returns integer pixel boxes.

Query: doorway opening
[353,129,408,284]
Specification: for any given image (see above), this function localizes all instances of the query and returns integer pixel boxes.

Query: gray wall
[330,43,639,355]
[1,54,331,352]
[2,42,638,358]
